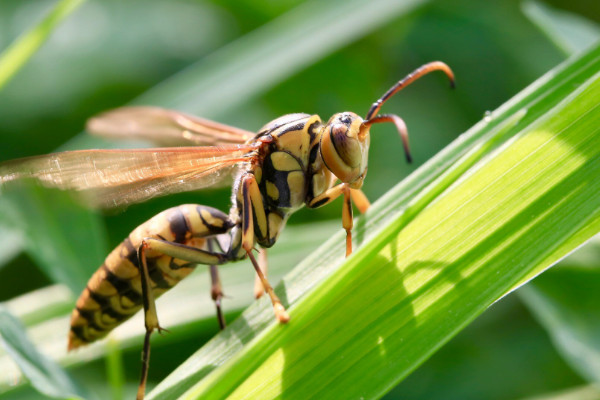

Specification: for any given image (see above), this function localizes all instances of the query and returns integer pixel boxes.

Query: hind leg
[136,236,232,400]
[133,204,235,400]
[207,240,226,329]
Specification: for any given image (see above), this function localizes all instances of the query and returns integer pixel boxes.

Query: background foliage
[0,0,598,399]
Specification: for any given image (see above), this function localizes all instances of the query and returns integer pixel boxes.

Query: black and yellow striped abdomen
[68,204,232,349]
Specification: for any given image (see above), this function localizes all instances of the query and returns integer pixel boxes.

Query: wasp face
[320,112,370,188]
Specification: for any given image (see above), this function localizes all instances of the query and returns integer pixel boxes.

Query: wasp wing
[0,145,256,209]
[86,106,255,146]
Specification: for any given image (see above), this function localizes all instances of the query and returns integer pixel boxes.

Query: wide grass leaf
[148,44,600,399]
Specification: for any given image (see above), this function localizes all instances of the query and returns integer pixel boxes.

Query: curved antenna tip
[365,61,456,120]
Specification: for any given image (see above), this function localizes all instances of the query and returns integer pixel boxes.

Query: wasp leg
[350,189,371,214]
[136,238,229,400]
[308,183,355,256]
[207,240,226,330]
[254,248,268,299]
[241,174,289,323]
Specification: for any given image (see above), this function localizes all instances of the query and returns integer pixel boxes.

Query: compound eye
[332,123,347,137]
[331,123,360,168]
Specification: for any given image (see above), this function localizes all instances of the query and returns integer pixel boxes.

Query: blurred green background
[0,0,599,398]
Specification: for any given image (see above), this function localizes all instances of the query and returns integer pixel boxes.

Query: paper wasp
[0,62,454,399]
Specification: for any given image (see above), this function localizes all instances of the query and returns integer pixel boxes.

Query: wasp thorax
[320,112,370,186]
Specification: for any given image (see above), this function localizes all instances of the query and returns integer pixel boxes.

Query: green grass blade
[522,1,600,55]
[518,385,600,400]
[0,221,338,392]
[0,0,84,90]
[0,306,86,399]
[519,238,600,385]
[515,6,600,386]
[106,339,125,400]
[389,295,584,399]
[147,44,600,399]
[0,225,23,271]
[136,0,428,115]
[0,0,87,270]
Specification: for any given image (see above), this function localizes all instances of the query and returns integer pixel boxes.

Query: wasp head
[319,112,370,189]
[319,61,455,189]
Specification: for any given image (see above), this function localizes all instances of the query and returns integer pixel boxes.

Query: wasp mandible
[0,61,454,399]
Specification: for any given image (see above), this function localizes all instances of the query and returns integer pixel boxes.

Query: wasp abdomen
[68,204,232,349]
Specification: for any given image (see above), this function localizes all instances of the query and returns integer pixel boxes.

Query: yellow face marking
[287,171,305,207]
[271,152,301,171]
[266,181,279,200]
[268,213,284,240]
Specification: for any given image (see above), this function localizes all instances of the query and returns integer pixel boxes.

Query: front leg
[308,183,355,256]
[241,174,290,323]
[350,188,371,214]
[254,248,269,299]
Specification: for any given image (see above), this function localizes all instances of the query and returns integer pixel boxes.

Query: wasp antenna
[362,114,412,163]
[365,61,455,120]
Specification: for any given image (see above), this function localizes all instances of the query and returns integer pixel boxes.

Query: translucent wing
[0,145,256,209]
[87,106,256,146]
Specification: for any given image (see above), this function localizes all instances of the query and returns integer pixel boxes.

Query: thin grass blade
[519,237,600,385]
[0,0,84,90]
[0,306,87,399]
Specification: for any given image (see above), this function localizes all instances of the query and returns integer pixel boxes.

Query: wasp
[0,62,454,399]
